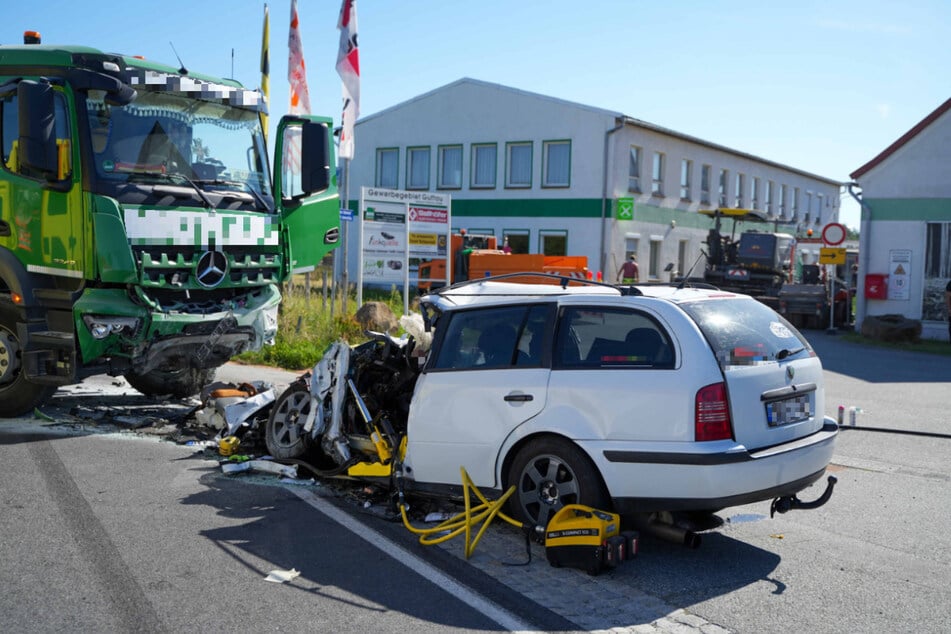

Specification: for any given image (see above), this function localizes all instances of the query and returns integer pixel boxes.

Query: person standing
[617,254,639,284]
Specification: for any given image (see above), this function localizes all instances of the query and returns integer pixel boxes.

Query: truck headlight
[82,315,141,340]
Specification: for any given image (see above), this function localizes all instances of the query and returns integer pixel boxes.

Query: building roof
[850,96,951,180]
[358,77,841,186]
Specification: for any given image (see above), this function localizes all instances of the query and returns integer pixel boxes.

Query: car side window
[429,304,550,370]
[554,306,674,369]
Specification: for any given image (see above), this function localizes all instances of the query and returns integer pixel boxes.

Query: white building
[850,96,951,341]
[343,78,840,285]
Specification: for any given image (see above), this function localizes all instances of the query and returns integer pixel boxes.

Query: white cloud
[876,104,892,119]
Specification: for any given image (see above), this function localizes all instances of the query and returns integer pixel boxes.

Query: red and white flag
[288,0,311,116]
[336,0,360,159]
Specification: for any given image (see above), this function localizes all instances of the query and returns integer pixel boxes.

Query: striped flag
[336,0,360,159]
[288,0,311,116]
[285,0,311,176]
[260,3,269,143]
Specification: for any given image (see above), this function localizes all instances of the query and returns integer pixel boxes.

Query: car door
[404,303,552,488]
[546,303,691,442]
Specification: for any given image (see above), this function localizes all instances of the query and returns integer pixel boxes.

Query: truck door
[274,115,340,276]
[0,82,83,283]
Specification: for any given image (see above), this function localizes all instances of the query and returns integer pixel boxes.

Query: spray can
[837,405,844,426]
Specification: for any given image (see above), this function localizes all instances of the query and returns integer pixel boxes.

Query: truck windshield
[85,89,272,211]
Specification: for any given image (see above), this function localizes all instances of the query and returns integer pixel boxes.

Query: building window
[734,173,745,207]
[718,169,729,207]
[778,184,787,218]
[815,193,823,224]
[505,142,532,188]
[539,230,567,256]
[542,140,570,187]
[471,143,497,189]
[629,146,642,192]
[624,237,639,262]
[751,177,760,210]
[503,229,530,254]
[375,148,399,188]
[677,240,688,279]
[765,181,773,215]
[680,159,692,201]
[651,152,664,196]
[437,145,462,189]
[407,146,430,190]
[700,164,711,205]
[792,187,800,219]
[649,239,662,279]
[805,192,813,223]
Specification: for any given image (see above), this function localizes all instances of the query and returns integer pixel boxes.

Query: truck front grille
[132,246,282,289]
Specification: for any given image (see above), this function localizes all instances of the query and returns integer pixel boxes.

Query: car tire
[125,366,217,399]
[265,381,315,460]
[507,437,610,529]
[0,303,56,417]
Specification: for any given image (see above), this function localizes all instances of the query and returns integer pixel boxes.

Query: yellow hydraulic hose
[399,467,526,559]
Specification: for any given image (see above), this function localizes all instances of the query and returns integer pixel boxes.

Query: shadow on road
[804,331,951,383]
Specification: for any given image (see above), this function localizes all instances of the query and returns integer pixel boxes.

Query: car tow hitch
[770,475,838,518]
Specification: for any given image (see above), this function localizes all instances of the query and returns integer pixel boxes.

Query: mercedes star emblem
[195,250,229,288]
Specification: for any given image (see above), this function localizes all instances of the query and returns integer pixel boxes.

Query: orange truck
[417,232,589,290]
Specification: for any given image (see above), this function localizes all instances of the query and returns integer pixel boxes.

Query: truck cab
[0,36,339,416]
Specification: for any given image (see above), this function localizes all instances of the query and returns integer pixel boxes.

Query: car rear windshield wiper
[776,347,805,360]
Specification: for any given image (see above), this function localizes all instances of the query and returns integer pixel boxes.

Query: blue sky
[5,0,950,229]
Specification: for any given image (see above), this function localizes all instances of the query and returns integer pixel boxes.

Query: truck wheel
[0,305,56,417]
[124,366,216,399]
[507,437,610,529]
[265,382,315,459]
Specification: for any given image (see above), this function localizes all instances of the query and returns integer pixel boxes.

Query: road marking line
[288,487,537,633]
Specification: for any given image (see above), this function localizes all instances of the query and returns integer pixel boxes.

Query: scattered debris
[264,568,300,584]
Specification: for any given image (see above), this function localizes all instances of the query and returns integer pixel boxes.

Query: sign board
[819,247,846,265]
[339,208,354,222]
[358,187,451,311]
[616,197,634,220]
[821,222,847,246]
[887,249,911,301]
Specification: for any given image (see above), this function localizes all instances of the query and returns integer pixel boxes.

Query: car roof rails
[429,272,642,297]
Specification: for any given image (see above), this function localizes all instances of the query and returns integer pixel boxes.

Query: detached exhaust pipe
[770,475,838,518]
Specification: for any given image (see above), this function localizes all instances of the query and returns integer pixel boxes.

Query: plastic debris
[769,534,785,539]
[424,512,452,523]
[221,462,251,474]
[220,459,297,478]
[264,568,300,583]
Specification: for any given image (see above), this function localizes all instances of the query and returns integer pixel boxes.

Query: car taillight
[695,382,733,441]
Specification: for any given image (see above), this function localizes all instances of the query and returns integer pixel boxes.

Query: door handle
[504,393,533,402]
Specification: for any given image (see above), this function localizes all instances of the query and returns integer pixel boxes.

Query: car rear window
[679,297,813,370]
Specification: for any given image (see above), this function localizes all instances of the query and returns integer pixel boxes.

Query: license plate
[766,394,811,427]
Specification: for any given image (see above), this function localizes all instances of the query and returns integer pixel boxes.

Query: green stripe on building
[863,198,951,221]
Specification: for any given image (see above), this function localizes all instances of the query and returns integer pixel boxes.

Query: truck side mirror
[17,80,59,179]
[299,121,330,195]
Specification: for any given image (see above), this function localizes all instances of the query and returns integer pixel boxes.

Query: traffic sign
[821,222,847,246]
[819,247,846,265]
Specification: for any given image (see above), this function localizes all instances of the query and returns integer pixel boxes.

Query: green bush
[236,285,409,370]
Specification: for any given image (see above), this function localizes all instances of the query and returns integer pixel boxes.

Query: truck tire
[124,366,216,399]
[0,304,57,417]
[507,436,611,529]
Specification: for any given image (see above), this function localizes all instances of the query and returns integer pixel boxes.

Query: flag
[260,3,269,143]
[288,0,311,116]
[286,0,310,175]
[336,0,360,159]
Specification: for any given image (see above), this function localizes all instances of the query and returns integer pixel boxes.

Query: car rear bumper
[586,418,838,514]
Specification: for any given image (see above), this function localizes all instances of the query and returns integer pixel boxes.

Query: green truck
[0,35,340,416]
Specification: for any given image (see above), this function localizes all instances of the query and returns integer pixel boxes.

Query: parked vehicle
[417,231,588,290]
[266,275,838,536]
[0,33,339,416]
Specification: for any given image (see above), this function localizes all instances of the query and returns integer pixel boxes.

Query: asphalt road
[1,333,949,633]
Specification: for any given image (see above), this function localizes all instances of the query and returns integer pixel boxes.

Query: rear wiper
[776,347,805,360]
